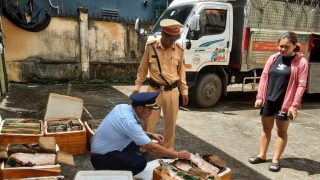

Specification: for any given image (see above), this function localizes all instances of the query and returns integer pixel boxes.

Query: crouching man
[90,92,191,175]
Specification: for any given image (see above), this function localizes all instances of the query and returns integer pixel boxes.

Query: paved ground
[0,83,320,180]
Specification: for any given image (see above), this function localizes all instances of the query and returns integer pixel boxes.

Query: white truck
[135,0,320,108]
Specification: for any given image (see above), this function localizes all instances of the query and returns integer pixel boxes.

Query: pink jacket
[256,52,309,113]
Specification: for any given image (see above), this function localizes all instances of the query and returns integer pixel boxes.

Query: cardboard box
[152,167,231,180]
[0,119,44,147]
[44,93,86,155]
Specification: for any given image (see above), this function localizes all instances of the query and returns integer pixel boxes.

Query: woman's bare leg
[257,116,275,160]
[272,119,290,163]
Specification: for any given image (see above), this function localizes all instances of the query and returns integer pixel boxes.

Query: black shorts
[260,100,289,121]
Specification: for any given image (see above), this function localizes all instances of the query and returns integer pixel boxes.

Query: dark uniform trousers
[90,141,147,175]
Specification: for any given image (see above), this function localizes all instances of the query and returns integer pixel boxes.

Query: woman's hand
[288,108,297,120]
[255,99,262,108]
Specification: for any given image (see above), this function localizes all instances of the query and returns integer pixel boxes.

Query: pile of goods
[86,119,102,132]
[1,118,41,134]
[47,118,83,132]
[159,153,227,180]
[0,137,75,168]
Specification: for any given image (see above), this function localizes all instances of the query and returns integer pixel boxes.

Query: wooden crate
[44,93,87,155]
[84,121,94,146]
[0,119,44,147]
[152,167,231,180]
[0,160,61,179]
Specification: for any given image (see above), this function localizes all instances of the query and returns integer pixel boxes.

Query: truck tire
[191,73,222,108]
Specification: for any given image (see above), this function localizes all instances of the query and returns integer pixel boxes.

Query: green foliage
[88,79,107,84]
[68,80,82,84]
[111,78,135,84]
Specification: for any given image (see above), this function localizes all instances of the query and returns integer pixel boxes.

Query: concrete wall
[2,11,151,82]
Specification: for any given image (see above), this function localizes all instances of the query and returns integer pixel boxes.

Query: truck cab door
[183,4,232,71]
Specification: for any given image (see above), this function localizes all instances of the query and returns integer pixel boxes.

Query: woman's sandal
[268,162,281,172]
[248,155,267,164]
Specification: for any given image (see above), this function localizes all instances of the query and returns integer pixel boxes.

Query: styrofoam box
[74,170,133,180]
[43,93,87,155]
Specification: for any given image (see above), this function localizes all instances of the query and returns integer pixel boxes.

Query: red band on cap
[162,27,180,35]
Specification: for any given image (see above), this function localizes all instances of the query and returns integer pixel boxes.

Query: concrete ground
[0,83,320,180]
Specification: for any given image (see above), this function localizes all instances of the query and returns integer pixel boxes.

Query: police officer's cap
[130,92,160,110]
[160,19,183,36]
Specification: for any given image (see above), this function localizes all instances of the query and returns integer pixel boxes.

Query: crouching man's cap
[160,19,183,35]
[130,92,160,110]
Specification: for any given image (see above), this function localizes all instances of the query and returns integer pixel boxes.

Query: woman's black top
[266,54,296,102]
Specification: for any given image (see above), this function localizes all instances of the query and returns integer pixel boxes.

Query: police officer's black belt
[149,78,178,91]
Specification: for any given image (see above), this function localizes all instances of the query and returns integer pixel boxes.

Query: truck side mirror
[135,18,148,36]
[187,15,200,41]
[186,42,191,49]
[190,15,200,31]
[186,15,200,49]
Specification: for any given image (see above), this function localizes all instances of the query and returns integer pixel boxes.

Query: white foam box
[74,170,133,180]
[44,93,86,155]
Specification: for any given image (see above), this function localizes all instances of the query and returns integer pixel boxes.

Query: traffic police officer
[133,19,189,153]
[90,92,190,175]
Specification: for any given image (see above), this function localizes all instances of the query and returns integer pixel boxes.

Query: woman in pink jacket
[248,31,309,172]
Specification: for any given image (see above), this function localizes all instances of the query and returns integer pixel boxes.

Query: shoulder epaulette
[146,39,158,45]
[176,43,185,51]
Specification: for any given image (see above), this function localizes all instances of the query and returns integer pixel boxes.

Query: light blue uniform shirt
[91,104,151,154]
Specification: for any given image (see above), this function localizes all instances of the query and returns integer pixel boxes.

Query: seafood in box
[1,118,42,135]
[6,153,56,167]
[47,118,83,133]
[153,154,230,180]
[0,137,75,179]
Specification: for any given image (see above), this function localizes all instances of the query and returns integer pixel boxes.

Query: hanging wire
[271,0,279,13]
[308,0,320,14]
[284,0,294,16]
[249,0,270,42]
[244,0,251,21]
[293,0,305,14]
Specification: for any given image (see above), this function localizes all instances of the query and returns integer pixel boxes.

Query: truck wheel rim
[203,83,216,99]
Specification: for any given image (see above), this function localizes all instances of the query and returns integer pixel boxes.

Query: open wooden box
[44,93,86,155]
[0,118,44,147]
[152,166,231,180]
[84,119,102,147]
[0,160,61,179]
[0,137,74,179]
[84,121,93,146]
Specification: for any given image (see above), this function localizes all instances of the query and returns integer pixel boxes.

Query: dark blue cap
[130,92,160,109]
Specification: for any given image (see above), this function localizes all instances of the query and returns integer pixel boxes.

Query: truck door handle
[227,41,229,48]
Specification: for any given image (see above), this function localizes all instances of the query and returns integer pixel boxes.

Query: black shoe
[248,155,267,164]
[268,162,281,172]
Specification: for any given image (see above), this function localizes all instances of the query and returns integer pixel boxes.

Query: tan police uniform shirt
[134,39,188,95]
